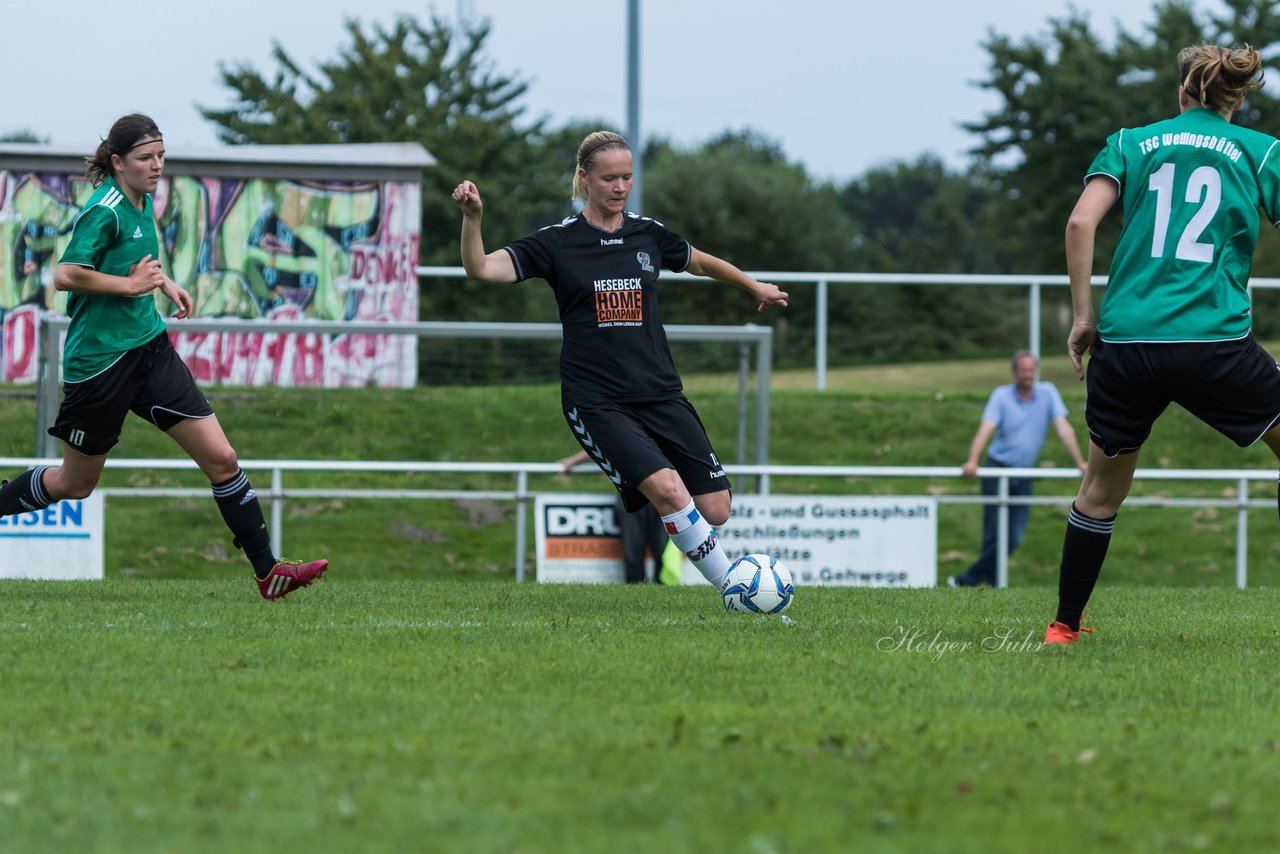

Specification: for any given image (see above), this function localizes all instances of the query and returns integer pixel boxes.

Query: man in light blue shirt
[949,351,1086,587]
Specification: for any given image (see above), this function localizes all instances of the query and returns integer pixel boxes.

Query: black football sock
[0,466,53,518]
[1054,503,1115,632]
[211,470,276,579]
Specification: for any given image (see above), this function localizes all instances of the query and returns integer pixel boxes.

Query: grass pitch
[2,579,1278,853]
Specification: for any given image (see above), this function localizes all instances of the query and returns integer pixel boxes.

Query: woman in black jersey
[452,131,787,589]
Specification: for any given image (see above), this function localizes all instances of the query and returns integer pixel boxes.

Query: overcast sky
[5,0,1229,183]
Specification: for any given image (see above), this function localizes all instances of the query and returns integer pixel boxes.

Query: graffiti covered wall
[0,170,420,387]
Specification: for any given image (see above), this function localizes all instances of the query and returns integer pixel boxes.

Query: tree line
[196,0,1280,372]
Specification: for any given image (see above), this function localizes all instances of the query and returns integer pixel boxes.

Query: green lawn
[4,365,1280,852]
[1,581,1277,852]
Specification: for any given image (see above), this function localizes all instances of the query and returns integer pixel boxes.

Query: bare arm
[962,421,998,477]
[557,449,591,473]
[160,274,193,319]
[451,180,517,283]
[1065,177,1119,380]
[53,254,164,297]
[1053,416,1087,472]
[685,248,788,312]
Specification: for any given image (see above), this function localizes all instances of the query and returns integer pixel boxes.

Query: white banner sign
[0,494,105,579]
[535,494,625,583]
[715,495,936,587]
[534,493,936,587]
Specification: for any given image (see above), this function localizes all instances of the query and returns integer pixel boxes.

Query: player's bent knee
[695,494,731,527]
[205,446,240,480]
[53,477,97,501]
[220,447,240,473]
[640,470,688,512]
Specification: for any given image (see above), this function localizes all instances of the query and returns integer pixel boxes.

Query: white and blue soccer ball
[720,554,795,614]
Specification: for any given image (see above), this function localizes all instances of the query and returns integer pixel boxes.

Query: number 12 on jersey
[1148,163,1221,263]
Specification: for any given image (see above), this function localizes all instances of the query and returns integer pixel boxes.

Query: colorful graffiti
[0,170,420,386]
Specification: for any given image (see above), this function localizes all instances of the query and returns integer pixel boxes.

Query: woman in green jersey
[1046,44,1280,644]
[0,114,327,600]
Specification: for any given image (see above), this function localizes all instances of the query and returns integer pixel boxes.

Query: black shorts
[49,332,213,456]
[564,396,731,512]
[1085,335,1280,457]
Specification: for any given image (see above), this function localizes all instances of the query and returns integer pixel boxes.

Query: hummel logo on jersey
[601,237,623,245]
[132,226,143,239]
[637,251,654,273]
[709,451,726,478]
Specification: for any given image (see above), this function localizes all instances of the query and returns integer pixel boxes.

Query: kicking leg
[166,415,327,598]
[638,468,733,586]
[0,444,106,516]
[1048,439,1136,642]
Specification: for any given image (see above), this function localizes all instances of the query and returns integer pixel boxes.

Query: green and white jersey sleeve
[1085,107,1280,342]
[58,177,167,382]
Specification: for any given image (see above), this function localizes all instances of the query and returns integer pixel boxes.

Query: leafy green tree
[841,155,1004,274]
[200,15,609,380]
[966,0,1280,274]
[834,156,1027,362]
[200,15,579,272]
[642,130,855,367]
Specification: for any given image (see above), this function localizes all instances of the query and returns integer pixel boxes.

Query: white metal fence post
[996,475,1010,588]
[736,342,749,467]
[816,278,828,392]
[755,326,771,469]
[515,471,529,582]
[37,311,62,457]
[1236,477,1249,589]
[1028,280,1042,366]
[270,467,284,558]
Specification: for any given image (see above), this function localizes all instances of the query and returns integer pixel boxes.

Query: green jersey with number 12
[1086,107,1280,342]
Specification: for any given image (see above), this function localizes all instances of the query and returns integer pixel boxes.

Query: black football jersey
[505,211,692,404]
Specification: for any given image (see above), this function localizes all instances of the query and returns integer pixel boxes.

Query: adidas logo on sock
[239,489,257,505]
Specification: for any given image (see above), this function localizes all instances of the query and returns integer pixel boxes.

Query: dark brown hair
[85,113,162,186]
[1178,43,1264,116]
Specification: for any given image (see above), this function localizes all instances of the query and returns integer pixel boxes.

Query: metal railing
[31,315,772,460]
[2,457,1272,587]
[418,267,1280,391]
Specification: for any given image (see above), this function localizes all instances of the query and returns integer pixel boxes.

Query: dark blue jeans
[956,462,1033,586]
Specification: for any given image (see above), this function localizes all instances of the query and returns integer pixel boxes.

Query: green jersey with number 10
[1086,107,1280,342]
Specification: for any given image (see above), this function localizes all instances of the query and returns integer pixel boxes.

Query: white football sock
[660,500,731,585]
